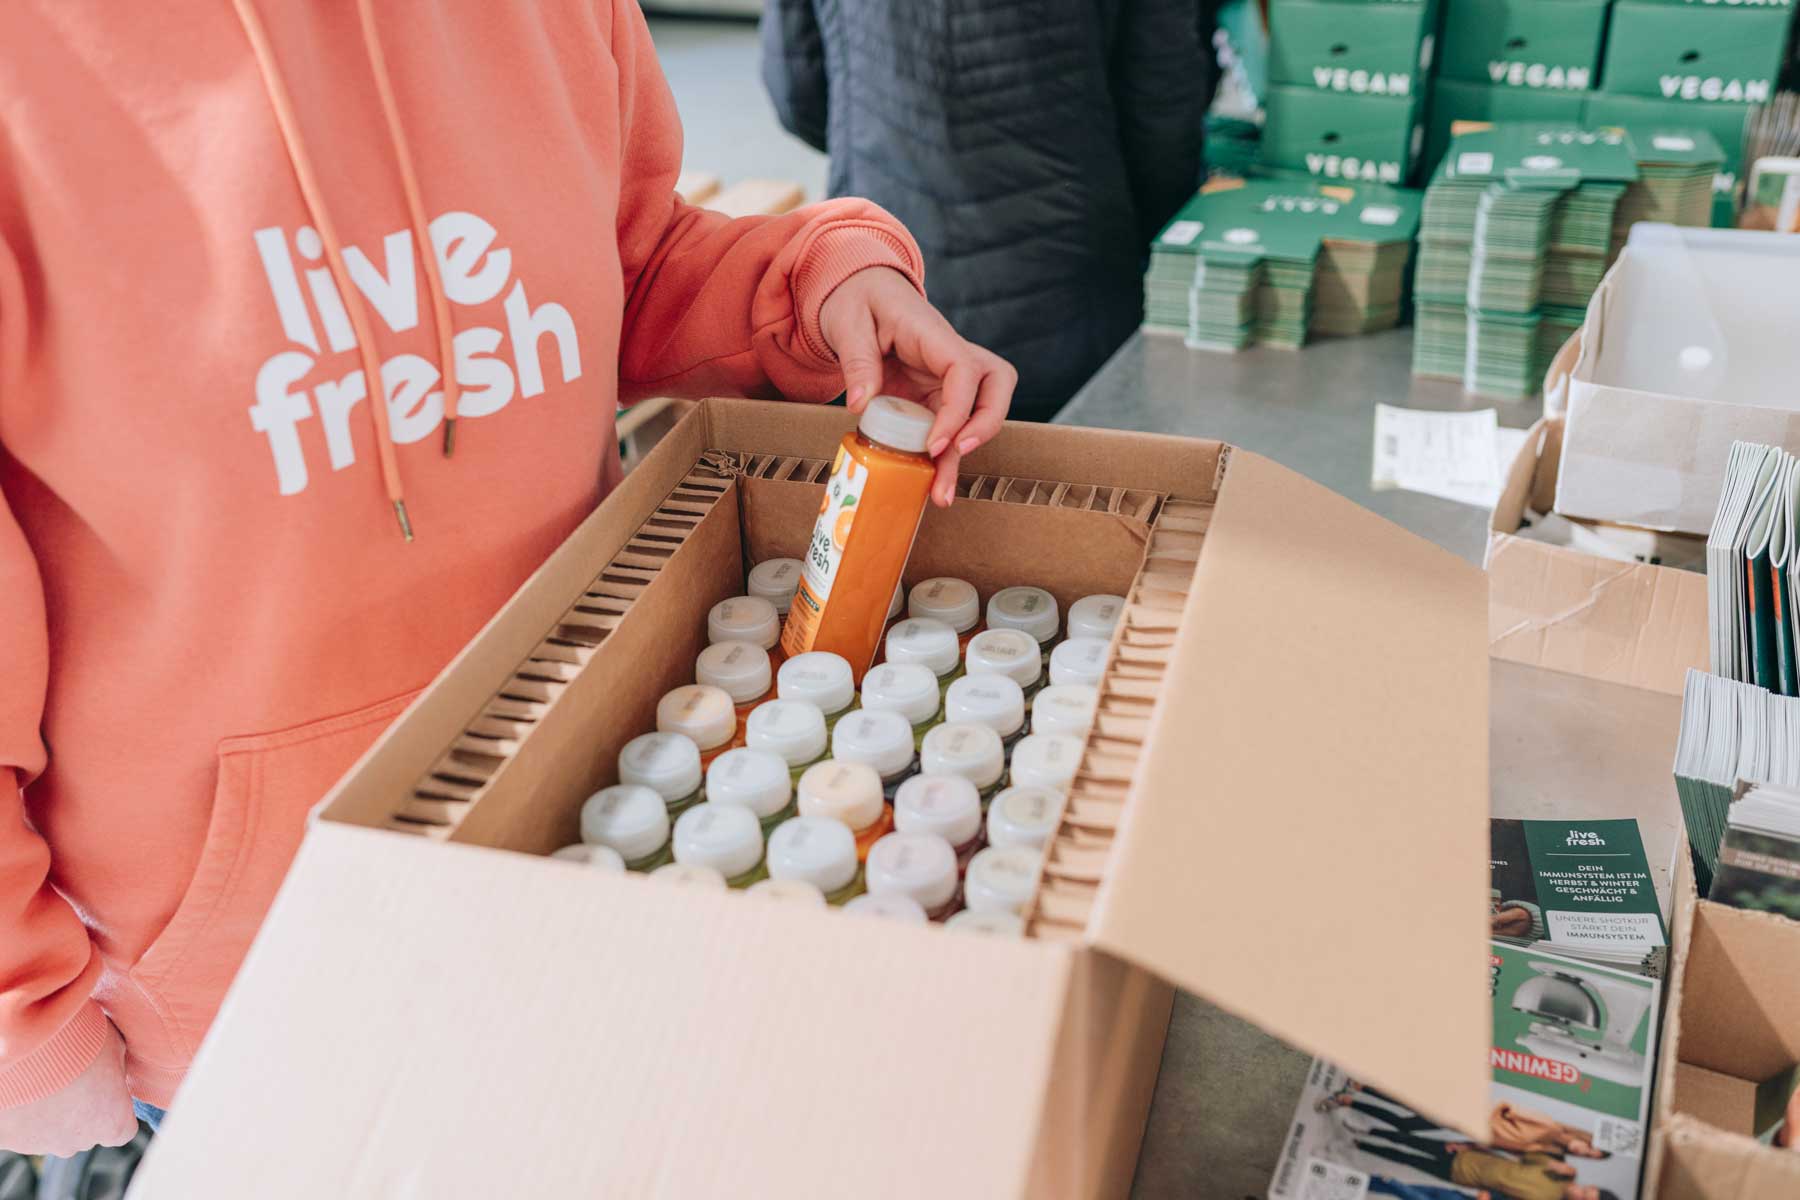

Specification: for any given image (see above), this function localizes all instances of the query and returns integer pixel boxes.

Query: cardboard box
[1267,0,1437,97]
[1262,84,1428,185]
[1438,0,1612,91]
[1427,79,1588,176]
[1555,223,1800,535]
[1644,854,1800,1199]
[1603,1,1794,104]
[128,400,1492,1198]
[1584,90,1754,225]
[1488,416,1709,695]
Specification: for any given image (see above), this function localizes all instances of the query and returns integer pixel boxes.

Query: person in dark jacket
[763,0,1218,420]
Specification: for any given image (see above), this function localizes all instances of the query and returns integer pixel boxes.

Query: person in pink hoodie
[0,0,1016,1156]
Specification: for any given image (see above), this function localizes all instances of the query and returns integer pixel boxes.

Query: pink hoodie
[0,0,921,1108]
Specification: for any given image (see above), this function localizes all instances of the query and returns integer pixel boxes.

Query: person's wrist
[794,224,922,363]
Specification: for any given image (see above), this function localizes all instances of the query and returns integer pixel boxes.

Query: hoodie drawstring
[231,0,462,540]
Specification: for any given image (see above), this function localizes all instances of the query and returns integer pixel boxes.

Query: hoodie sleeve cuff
[0,1000,109,1109]
[791,222,926,366]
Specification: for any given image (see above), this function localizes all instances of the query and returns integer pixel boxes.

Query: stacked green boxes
[1586,0,1796,223]
[1263,0,1436,186]
[1427,0,1611,175]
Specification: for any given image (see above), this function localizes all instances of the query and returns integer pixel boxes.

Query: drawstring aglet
[442,417,457,457]
[393,499,415,542]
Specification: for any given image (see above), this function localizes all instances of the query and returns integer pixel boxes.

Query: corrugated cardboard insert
[131,399,1491,1199]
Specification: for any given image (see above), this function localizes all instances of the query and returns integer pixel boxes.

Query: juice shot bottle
[943,674,1026,753]
[550,843,626,871]
[695,641,775,733]
[964,628,1044,698]
[655,684,738,767]
[797,760,894,860]
[865,831,960,921]
[617,732,704,820]
[766,814,864,904]
[780,396,936,678]
[747,558,804,616]
[986,586,1059,672]
[884,618,962,698]
[920,722,1007,807]
[860,662,944,749]
[830,708,918,798]
[580,783,674,872]
[1048,637,1109,689]
[776,651,856,731]
[893,774,984,872]
[672,801,767,889]
[908,577,982,651]
[985,785,1067,851]
[1009,733,1083,794]
[746,877,827,906]
[964,845,1044,916]
[1031,684,1097,738]
[843,892,928,922]
[705,746,796,835]
[745,698,829,784]
[709,596,784,666]
[1066,593,1125,641]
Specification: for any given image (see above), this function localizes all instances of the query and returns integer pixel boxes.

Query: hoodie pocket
[130,689,420,1054]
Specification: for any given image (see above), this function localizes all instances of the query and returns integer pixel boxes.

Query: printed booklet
[1270,941,1662,1200]
[1487,818,1666,977]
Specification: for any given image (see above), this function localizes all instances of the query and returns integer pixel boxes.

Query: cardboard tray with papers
[130,398,1491,1199]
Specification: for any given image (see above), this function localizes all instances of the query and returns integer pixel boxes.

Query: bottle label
[783,446,867,654]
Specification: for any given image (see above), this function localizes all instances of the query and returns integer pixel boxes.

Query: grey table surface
[1051,331,1588,1199]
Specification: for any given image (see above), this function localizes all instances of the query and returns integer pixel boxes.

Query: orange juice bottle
[780,397,935,680]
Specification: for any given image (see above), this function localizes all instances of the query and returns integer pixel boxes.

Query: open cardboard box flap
[131,401,1492,1196]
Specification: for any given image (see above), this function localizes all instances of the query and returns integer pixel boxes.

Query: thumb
[829,304,885,412]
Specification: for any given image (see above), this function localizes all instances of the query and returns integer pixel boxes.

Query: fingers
[827,302,885,413]
[931,447,961,508]
[958,353,1015,456]
[924,358,979,459]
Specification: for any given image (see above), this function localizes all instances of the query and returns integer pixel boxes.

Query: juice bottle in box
[780,396,935,679]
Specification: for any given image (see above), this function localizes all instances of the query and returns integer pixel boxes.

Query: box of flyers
[130,400,1493,1196]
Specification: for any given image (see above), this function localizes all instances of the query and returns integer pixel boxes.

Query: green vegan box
[1602,0,1793,103]
[1584,90,1753,223]
[1438,0,1613,91]
[1427,79,1588,172]
[1263,85,1427,185]
[1267,0,1438,98]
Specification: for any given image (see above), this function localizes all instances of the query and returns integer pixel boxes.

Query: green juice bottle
[985,586,1059,674]
[1008,733,1082,795]
[776,651,856,732]
[765,814,864,905]
[964,628,1044,700]
[859,662,942,752]
[883,617,962,701]
[579,783,674,872]
[920,721,1007,808]
[944,673,1027,756]
[745,698,829,785]
[671,801,767,889]
[830,707,918,799]
[705,746,796,835]
[617,732,704,820]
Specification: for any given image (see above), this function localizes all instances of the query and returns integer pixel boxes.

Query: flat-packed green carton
[1438,0,1612,91]
[1602,0,1793,103]
[1262,85,1428,185]
[1583,90,1753,223]
[1267,0,1438,97]
[1426,79,1588,174]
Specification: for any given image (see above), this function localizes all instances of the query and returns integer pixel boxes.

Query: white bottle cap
[777,652,855,715]
[1009,733,1083,793]
[946,909,1026,936]
[986,786,1066,850]
[707,595,780,649]
[649,862,727,890]
[858,394,933,453]
[860,663,941,725]
[672,802,765,878]
[986,586,1059,645]
[893,774,983,847]
[1048,637,1110,688]
[1067,594,1125,640]
[747,877,827,906]
[746,558,804,615]
[696,640,773,705]
[704,748,793,819]
[844,892,929,922]
[797,760,886,832]
[766,815,859,892]
[908,577,980,633]
[1032,685,1098,738]
[920,722,1006,790]
[580,783,672,862]
[655,685,736,751]
[865,832,959,911]
[550,843,626,871]
[745,699,828,766]
[964,845,1043,915]
[944,674,1025,738]
[887,582,904,621]
[964,628,1043,689]
[617,733,702,805]
[831,708,916,778]
[884,618,960,677]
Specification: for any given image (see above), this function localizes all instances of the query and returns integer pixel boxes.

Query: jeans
[132,1099,166,1133]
